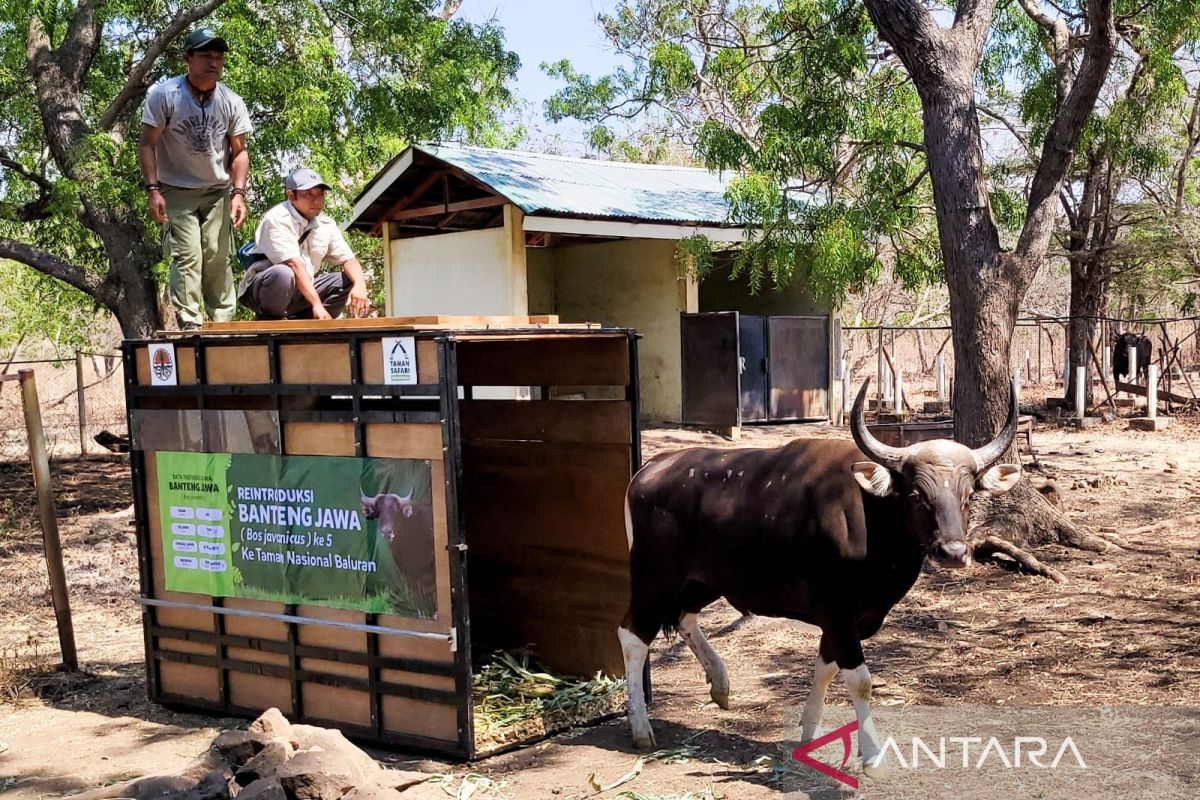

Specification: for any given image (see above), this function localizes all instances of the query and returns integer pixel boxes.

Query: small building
[346,143,836,422]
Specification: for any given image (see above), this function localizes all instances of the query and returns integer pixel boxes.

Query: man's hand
[312,302,333,321]
[148,189,168,224]
[348,280,370,318]
[231,194,247,228]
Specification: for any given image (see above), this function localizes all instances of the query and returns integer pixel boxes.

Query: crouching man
[238,168,370,320]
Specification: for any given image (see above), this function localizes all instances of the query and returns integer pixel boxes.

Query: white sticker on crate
[173,556,198,569]
[172,540,198,553]
[197,525,224,539]
[171,522,196,536]
[170,506,195,519]
[199,541,225,556]
[148,342,178,386]
[196,507,222,521]
[200,559,227,572]
[381,336,418,385]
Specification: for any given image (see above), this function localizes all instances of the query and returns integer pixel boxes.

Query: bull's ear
[852,462,894,497]
[978,463,1022,494]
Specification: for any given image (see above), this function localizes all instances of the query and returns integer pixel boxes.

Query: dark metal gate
[681,312,832,426]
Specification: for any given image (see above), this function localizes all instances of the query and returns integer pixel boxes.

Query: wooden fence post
[19,369,77,671]
[75,350,87,457]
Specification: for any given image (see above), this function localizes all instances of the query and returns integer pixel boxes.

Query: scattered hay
[0,634,52,702]
[471,649,626,753]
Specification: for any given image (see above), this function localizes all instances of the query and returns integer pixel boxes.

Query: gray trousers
[239,264,352,319]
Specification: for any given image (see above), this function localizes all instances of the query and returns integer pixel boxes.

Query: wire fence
[0,352,126,461]
[841,318,1200,409]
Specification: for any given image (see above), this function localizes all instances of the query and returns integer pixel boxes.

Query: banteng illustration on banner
[156,451,436,618]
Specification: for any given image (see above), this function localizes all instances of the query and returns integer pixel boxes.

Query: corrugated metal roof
[413,143,739,226]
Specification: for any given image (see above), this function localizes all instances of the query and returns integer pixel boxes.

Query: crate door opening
[454,333,637,754]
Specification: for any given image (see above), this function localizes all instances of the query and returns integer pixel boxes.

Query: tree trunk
[1064,260,1107,407]
[863,0,1118,578]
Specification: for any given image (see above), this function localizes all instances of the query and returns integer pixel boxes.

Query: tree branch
[953,0,1001,53]
[59,0,106,87]
[862,0,946,88]
[0,152,53,222]
[99,0,230,131]
[0,237,105,299]
[1014,0,1115,271]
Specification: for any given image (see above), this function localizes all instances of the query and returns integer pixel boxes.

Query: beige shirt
[239,201,356,294]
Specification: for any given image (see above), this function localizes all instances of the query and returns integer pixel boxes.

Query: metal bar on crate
[136,598,454,641]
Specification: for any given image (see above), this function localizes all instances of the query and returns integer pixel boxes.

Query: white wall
[387,206,527,317]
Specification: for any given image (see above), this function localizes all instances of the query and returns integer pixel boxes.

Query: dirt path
[1,423,1198,798]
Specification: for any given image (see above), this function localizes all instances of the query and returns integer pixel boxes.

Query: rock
[212,731,271,769]
[236,741,294,786]
[289,725,381,785]
[275,751,356,800]
[184,770,234,800]
[236,779,286,800]
[249,709,297,748]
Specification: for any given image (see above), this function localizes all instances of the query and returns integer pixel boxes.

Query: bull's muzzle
[932,540,970,568]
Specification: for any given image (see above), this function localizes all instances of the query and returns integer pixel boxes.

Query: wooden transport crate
[123,322,640,758]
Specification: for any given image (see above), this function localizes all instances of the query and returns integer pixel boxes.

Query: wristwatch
[145,183,161,192]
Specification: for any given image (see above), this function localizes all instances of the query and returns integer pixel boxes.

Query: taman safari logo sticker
[148,342,178,386]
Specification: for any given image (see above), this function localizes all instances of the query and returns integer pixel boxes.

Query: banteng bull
[1112,332,1152,384]
[361,489,414,542]
[361,488,437,612]
[619,379,1022,775]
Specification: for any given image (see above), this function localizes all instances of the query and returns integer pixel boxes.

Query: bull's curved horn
[850,378,907,470]
[361,489,372,504]
[968,376,1020,473]
[399,487,413,503]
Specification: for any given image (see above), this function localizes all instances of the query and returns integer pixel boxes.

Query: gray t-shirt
[141,76,253,189]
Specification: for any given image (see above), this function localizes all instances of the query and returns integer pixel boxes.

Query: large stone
[236,778,287,800]
[249,708,296,748]
[212,730,272,768]
[67,755,232,800]
[1128,416,1171,431]
[289,725,381,785]
[236,740,294,786]
[275,751,357,800]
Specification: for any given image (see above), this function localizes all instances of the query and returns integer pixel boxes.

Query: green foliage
[544,0,934,304]
[546,0,1200,314]
[0,0,519,343]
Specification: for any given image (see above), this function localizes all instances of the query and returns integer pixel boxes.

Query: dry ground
[1,419,1198,800]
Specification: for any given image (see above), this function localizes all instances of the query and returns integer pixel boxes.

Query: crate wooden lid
[162,315,604,336]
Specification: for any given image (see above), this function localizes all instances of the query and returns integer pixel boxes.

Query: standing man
[138,27,252,330]
[238,168,370,321]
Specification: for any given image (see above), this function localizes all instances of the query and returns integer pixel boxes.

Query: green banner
[155,451,437,618]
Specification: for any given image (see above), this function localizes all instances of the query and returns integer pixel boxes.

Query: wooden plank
[1115,380,1193,404]
[229,672,294,713]
[303,684,371,727]
[282,422,356,455]
[361,339,439,384]
[200,315,562,333]
[364,423,444,461]
[460,400,631,445]
[382,695,460,742]
[280,342,352,385]
[159,661,220,702]
[455,336,630,387]
[390,196,507,221]
[461,440,631,676]
[205,345,271,384]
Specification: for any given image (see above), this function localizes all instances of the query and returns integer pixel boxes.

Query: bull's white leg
[678,612,730,709]
[618,626,656,750]
[842,664,886,777]
[799,656,839,742]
